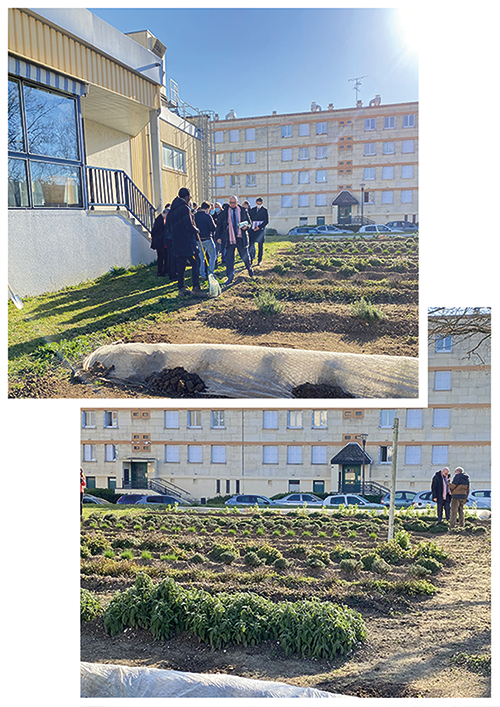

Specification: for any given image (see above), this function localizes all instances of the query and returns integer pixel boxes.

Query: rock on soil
[292,382,355,398]
[145,367,207,397]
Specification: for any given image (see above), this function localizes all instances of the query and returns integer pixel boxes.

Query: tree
[428,308,491,362]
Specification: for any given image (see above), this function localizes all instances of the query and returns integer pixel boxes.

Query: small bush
[254,291,284,315]
[372,556,391,575]
[339,558,362,574]
[350,297,385,324]
[189,553,206,564]
[394,529,412,550]
[408,564,432,578]
[81,588,102,622]
[414,556,443,574]
[244,551,264,567]
[360,552,379,571]
[273,557,289,569]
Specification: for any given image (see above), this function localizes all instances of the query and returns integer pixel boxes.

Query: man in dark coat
[150,204,170,277]
[449,466,470,529]
[166,187,204,297]
[431,467,451,521]
[215,195,253,285]
[248,197,269,265]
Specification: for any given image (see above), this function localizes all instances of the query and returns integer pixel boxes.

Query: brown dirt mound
[145,367,207,397]
[291,382,355,398]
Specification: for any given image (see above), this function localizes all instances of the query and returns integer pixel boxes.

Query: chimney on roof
[225,109,237,119]
[369,95,381,107]
[327,103,334,110]
[356,99,363,108]
[272,110,277,115]
[311,102,322,112]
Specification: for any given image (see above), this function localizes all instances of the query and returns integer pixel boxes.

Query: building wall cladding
[160,108,203,206]
[81,328,490,498]
[211,102,418,232]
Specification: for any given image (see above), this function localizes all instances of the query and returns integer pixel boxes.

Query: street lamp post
[360,433,368,495]
[360,183,365,225]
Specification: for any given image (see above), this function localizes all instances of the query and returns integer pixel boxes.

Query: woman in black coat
[150,205,169,277]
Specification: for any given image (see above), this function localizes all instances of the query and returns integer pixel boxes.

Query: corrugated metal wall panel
[130,128,153,202]
[8,9,159,110]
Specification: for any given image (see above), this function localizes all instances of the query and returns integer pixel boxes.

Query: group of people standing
[150,187,269,297]
[431,466,470,529]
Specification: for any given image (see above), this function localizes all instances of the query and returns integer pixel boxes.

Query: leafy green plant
[350,297,385,324]
[414,556,442,574]
[80,588,102,622]
[339,558,362,574]
[254,291,284,315]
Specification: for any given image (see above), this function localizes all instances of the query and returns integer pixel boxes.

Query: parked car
[82,494,113,505]
[225,494,275,506]
[358,224,394,236]
[116,494,149,504]
[275,493,324,506]
[385,220,418,233]
[412,490,491,509]
[313,224,354,235]
[322,494,385,509]
[469,489,491,500]
[381,490,417,508]
[135,495,190,505]
[287,226,320,236]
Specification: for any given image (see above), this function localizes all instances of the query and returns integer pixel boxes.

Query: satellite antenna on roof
[348,75,369,103]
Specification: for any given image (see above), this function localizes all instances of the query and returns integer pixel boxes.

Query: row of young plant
[83,573,367,660]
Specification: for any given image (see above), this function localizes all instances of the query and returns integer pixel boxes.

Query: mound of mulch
[292,382,355,398]
[145,367,207,397]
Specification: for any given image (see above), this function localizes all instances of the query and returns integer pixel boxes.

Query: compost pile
[145,367,206,397]
[292,382,355,398]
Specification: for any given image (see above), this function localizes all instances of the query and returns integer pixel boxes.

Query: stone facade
[210,100,418,233]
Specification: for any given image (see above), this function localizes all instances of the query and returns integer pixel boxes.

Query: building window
[313,480,325,494]
[382,191,394,204]
[225,480,231,494]
[82,444,96,462]
[315,170,327,183]
[245,127,255,141]
[298,194,309,207]
[382,166,394,180]
[230,176,237,188]
[165,445,180,463]
[288,479,300,492]
[211,411,225,428]
[379,445,392,463]
[214,130,224,143]
[403,114,415,128]
[298,147,309,160]
[245,151,256,164]
[298,171,310,184]
[287,446,302,464]
[104,411,118,428]
[401,164,413,179]
[216,479,221,494]
[315,193,327,206]
[384,116,396,129]
[364,143,376,156]
[406,409,423,428]
[287,410,303,428]
[246,174,256,187]
[316,146,327,159]
[263,410,278,429]
[298,123,310,136]
[311,446,327,464]
[263,446,278,464]
[281,172,293,185]
[299,216,308,225]
[401,190,413,203]
[434,371,451,390]
[380,410,396,428]
[364,167,375,180]
[187,445,202,463]
[229,153,240,165]
[215,153,224,166]
[187,411,202,428]
[86,476,96,489]
[281,125,292,138]
[364,191,374,204]
[281,148,292,161]
[229,129,239,142]
[81,411,96,428]
[281,195,293,208]
[402,140,415,153]
[215,176,224,189]
[432,446,449,465]
[435,335,452,353]
[312,410,328,428]
[383,141,395,154]
[164,411,179,429]
[105,444,118,462]
[405,446,422,465]
[433,408,450,428]
[107,477,116,490]
[211,445,226,463]
[365,118,376,131]
[316,122,327,135]
[162,144,185,172]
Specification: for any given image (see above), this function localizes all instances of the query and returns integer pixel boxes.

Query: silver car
[225,494,274,506]
[358,224,394,237]
[322,493,385,509]
[313,225,354,235]
[275,493,324,506]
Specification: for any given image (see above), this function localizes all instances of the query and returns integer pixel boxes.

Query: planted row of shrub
[101,573,367,659]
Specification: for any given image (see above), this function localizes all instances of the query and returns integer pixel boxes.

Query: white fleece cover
[82,342,418,399]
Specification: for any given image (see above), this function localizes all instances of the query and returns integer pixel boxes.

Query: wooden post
[388,417,399,540]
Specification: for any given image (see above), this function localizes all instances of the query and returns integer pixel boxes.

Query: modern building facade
[8,8,207,296]
[81,319,490,501]
[211,98,418,234]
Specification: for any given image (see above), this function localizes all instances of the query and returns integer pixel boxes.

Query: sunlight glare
[396,7,420,53]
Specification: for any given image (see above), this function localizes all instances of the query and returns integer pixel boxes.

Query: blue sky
[90,7,418,118]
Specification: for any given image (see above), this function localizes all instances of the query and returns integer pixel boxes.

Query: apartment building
[211,98,418,234]
[81,318,490,501]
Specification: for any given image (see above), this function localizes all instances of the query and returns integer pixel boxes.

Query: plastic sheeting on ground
[80,662,353,698]
[82,342,418,398]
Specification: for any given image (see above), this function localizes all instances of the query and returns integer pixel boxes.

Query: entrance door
[342,465,361,493]
[338,206,352,224]
[131,461,148,488]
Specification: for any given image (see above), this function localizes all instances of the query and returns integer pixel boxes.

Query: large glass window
[163,144,186,172]
[8,77,83,208]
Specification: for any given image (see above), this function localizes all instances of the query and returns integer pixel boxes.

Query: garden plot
[81,504,490,698]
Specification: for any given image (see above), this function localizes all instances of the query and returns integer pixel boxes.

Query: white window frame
[215,176,225,189]
[405,445,422,465]
[281,148,292,162]
[315,146,327,160]
[187,445,203,463]
[230,175,237,188]
[229,152,240,165]
[316,122,327,135]
[211,410,225,429]
[263,445,278,464]
[281,195,292,208]
[281,124,292,138]
[287,446,303,464]
[281,172,293,185]
[364,167,375,180]
[402,140,415,153]
[81,411,96,428]
[380,410,396,428]
[401,190,413,203]
[298,171,310,184]
[215,153,224,166]
[401,164,413,179]
[298,123,310,136]
[82,444,96,462]
[382,191,394,204]
[315,193,327,206]
[245,151,256,164]
[405,409,423,428]
[229,129,239,142]
[298,147,309,160]
[105,444,118,462]
[365,118,376,131]
[211,445,226,464]
[287,410,303,429]
[246,174,256,187]
[162,144,186,173]
[382,165,394,180]
[403,114,415,128]
[214,130,224,143]
[434,371,452,391]
[312,410,328,428]
[165,445,180,463]
[383,141,395,154]
[432,446,449,465]
[245,127,255,141]
[364,143,376,156]
[315,170,327,183]
[187,410,202,428]
[435,335,452,353]
[384,116,396,130]
[164,410,179,429]
[298,194,309,207]
[311,446,327,464]
[379,445,393,464]
[104,411,118,428]
[263,410,278,429]
[433,408,450,428]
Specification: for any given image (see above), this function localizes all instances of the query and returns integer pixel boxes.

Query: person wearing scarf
[431,467,451,522]
[215,195,253,285]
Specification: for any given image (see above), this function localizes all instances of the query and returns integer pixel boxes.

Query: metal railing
[148,477,195,502]
[86,166,156,234]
